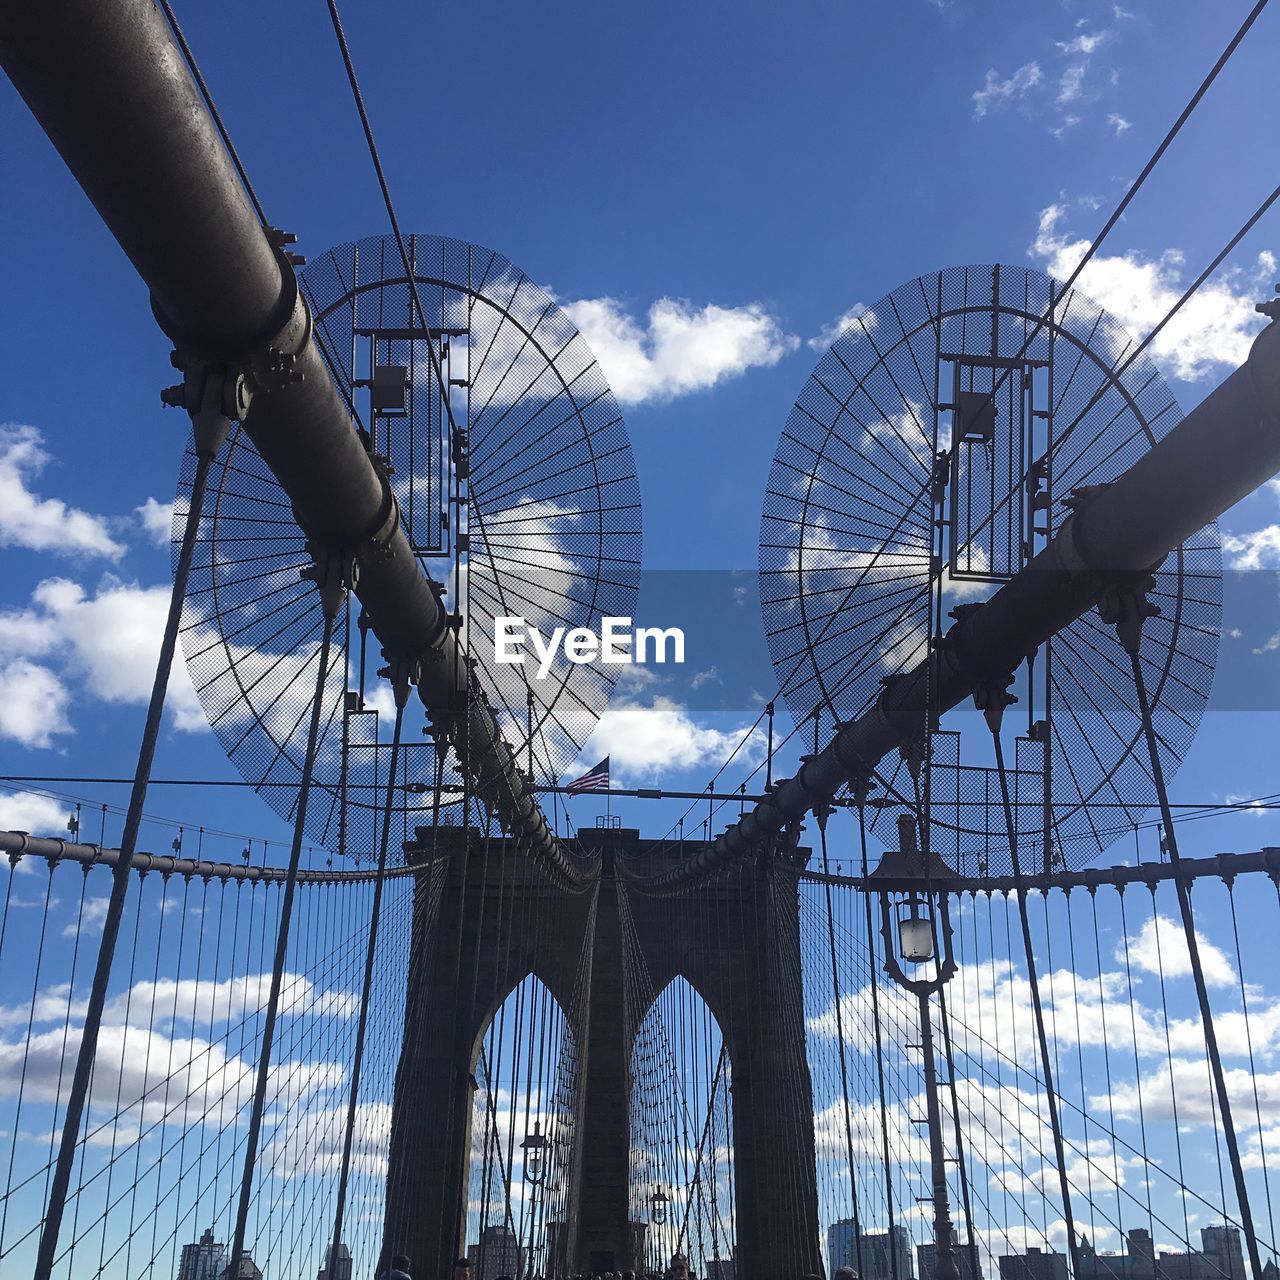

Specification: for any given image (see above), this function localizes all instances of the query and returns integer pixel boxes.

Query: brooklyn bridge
[1,3,1279,1280]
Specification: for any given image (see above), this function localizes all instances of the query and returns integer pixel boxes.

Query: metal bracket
[376,655,418,709]
[300,549,356,620]
[972,673,1017,735]
[159,356,242,457]
[1096,573,1160,655]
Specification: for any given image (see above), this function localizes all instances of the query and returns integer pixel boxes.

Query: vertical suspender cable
[858,791,901,1280]
[229,563,344,1276]
[328,683,408,1267]
[34,429,224,1280]
[1123,628,1262,1280]
[818,810,865,1277]
[985,710,1081,1278]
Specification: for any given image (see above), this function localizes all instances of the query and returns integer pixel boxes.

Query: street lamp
[870,813,961,1280]
[872,815,957,990]
[649,1187,669,1225]
[521,1121,550,1189]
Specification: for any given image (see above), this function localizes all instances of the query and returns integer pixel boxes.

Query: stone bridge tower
[382,826,822,1279]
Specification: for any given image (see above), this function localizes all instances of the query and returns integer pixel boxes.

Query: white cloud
[1125,913,1236,988]
[1107,112,1132,136]
[0,968,358,1153]
[135,496,178,547]
[574,696,760,780]
[1223,525,1280,570]
[1102,1057,1280,1129]
[0,576,206,735]
[1058,64,1087,105]
[1029,204,1272,382]
[0,789,75,835]
[808,304,875,351]
[562,296,799,406]
[972,62,1043,119]
[0,659,71,748]
[0,424,124,559]
[1224,792,1268,818]
[1057,32,1109,56]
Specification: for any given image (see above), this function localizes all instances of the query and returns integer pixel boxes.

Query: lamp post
[521,1122,550,1279]
[650,1187,669,1225]
[872,814,961,1280]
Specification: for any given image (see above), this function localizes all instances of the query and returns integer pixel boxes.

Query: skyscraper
[919,1236,982,1280]
[176,1227,228,1280]
[318,1242,353,1280]
[468,1225,524,1280]
[828,1222,915,1280]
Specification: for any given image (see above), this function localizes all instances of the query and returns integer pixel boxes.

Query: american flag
[566,757,610,794]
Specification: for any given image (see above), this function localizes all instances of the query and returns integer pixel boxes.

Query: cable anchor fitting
[1096,573,1160,655]
[300,548,356,619]
[972,673,1018,736]
[376,655,418,709]
[159,356,243,458]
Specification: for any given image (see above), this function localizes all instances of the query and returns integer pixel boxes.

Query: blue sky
[3,0,1280,1269]
[3,0,1280,857]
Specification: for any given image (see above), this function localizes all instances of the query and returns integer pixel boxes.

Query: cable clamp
[972,673,1017,735]
[376,655,418,708]
[300,548,355,618]
[1096,573,1159,655]
[159,356,241,457]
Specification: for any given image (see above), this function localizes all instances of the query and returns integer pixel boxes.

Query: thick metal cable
[858,793,902,1280]
[818,813,866,1278]
[988,721,1082,1280]
[1125,641,1263,1280]
[327,688,407,1266]
[33,446,216,1280]
[654,1,1275,868]
[229,586,342,1275]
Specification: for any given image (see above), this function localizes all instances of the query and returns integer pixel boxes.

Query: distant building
[918,1235,982,1280]
[317,1242,352,1280]
[705,1252,736,1280]
[1078,1229,1156,1280]
[1156,1226,1248,1280]
[177,1228,228,1280]
[1201,1226,1246,1280]
[998,1246,1068,1280]
[1074,1224,1247,1280]
[468,1225,524,1280]
[829,1222,914,1280]
[222,1254,264,1280]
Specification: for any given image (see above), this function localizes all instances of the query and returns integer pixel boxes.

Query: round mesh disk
[176,233,642,863]
[759,264,1221,872]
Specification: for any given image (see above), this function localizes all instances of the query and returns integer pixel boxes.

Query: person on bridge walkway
[379,1253,412,1280]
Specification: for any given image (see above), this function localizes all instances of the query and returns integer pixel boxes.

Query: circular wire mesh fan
[759,264,1221,871]
[176,233,642,863]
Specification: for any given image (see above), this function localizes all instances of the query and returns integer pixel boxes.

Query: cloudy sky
[2,0,1279,850]
[2,0,1280,1270]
